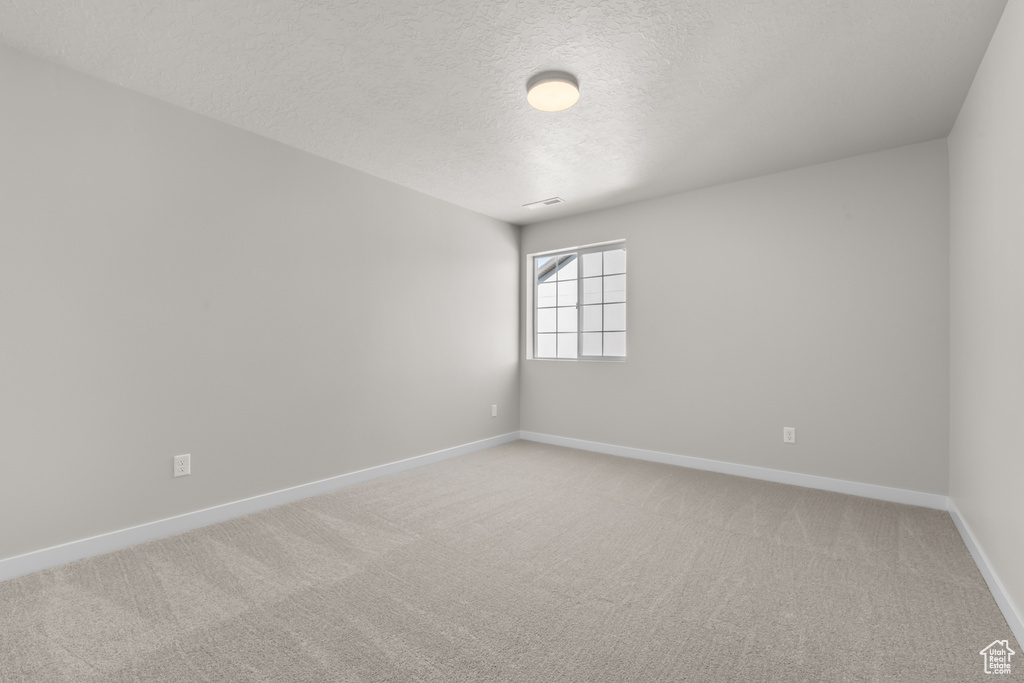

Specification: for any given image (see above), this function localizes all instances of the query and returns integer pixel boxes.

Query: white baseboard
[7,429,1020,650]
[519,431,949,509]
[948,500,1024,647]
[0,432,520,583]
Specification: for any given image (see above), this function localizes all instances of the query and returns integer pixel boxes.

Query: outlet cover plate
[173,454,191,477]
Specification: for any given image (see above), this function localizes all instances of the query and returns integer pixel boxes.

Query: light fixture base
[526,71,579,112]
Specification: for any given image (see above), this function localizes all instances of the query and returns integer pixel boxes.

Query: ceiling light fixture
[526,71,579,112]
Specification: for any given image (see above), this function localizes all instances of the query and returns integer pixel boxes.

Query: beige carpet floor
[0,440,1017,682]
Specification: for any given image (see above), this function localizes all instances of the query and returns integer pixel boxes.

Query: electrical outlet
[783,428,796,444]
[491,404,498,417]
[173,454,191,477]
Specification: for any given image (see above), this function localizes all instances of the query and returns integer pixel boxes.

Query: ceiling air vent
[523,197,566,210]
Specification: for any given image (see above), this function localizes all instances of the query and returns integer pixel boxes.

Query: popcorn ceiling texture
[0,0,1007,224]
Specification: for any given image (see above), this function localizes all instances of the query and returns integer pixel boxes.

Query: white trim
[948,499,1024,647]
[8,428,1020,649]
[0,432,520,583]
[519,431,948,509]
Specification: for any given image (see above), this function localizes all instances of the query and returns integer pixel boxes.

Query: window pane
[604,248,626,275]
[604,332,626,357]
[603,274,626,303]
[557,333,577,358]
[533,245,625,362]
[537,282,557,308]
[582,304,602,332]
[557,255,578,280]
[537,307,556,333]
[581,332,602,356]
[536,257,558,283]
[536,333,556,358]
[604,303,626,330]
[557,307,577,332]
[557,280,577,306]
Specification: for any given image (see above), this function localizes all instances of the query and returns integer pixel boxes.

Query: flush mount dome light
[526,71,579,112]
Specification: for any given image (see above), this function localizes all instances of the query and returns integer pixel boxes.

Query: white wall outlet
[783,428,796,444]
[491,404,498,417]
[173,454,191,477]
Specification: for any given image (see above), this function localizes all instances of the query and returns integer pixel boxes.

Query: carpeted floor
[0,440,1017,681]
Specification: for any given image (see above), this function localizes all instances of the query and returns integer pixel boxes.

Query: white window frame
[528,240,627,361]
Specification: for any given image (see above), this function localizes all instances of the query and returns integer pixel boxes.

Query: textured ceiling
[0,0,1008,225]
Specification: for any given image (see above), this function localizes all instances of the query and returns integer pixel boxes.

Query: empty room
[1,1,1021,681]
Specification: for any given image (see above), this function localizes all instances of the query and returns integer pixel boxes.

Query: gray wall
[521,140,950,494]
[0,45,520,561]
[948,0,1024,624]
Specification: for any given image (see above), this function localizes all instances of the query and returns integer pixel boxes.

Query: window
[534,244,626,360]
